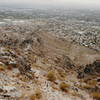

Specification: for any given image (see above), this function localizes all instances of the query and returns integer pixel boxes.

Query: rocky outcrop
[0,48,32,76]
[55,55,76,71]
[84,60,100,74]
[77,60,100,79]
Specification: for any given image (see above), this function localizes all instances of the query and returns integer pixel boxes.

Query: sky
[0,0,100,9]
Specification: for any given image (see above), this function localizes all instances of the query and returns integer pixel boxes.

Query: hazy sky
[0,0,100,4]
[0,0,100,8]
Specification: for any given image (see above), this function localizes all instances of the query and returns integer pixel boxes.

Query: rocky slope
[0,24,100,100]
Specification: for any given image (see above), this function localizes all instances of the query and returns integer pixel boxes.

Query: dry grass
[47,70,56,82]
[30,95,36,100]
[82,84,94,89]
[87,80,97,86]
[91,92,100,99]
[59,82,70,92]
[18,97,24,100]
[57,69,66,81]
[7,64,13,70]
[35,89,42,99]
[0,65,5,71]
[19,75,32,82]
[69,90,78,96]
[30,89,42,100]
[58,71,66,78]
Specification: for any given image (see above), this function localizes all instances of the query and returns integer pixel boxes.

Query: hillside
[0,23,100,100]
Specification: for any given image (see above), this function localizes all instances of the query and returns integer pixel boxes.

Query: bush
[30,89,42,100]
[57,69,66,81]
[82,84,93,89]
[87,80,97,86]
[59,82,70,92]
[58,71,66,78]
[35,89,42,99]
[91,92,100,99]
[47,71,56,82]
[30,95,36,100]
[7,64,14,70]
[18,97,24,100]
[0,65,5,71]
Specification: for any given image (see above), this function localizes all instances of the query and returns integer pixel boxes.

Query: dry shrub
[57,69,66,81]
[58,71,66,78]
[35,89,42,99]
[47,70,56,82]
[69,90,78,96]
[18,97,24,100]
[19,75,31,82]
[0,65,5,71]
[30,89,42,100]
[87,80,97,86]
[30,95,36,100]
[7,64,14,70]
[91,92,100,99]
[16,73,21,78]
[82,84,94,89]
[59,82,70,92]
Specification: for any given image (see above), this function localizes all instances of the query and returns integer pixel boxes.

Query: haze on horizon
[0,0,100,9]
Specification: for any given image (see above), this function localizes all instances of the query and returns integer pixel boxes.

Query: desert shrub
[83,84,94,90]
[59,82,70,92]
[58,71,66,78]
[7,64,14,70]
[57,68,66,77]
[91,92,100,99]
[35,89,42,99]
[57,69,66,81]
[30,95,36,100]
[47,71,56,82]
[0,65,5,71]
[18,97,24,100]
[30,89,42,100]
[69,90,78,96]
[87,80,97,86]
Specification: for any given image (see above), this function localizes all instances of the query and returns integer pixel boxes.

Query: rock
[77,60,100,79]
[84,60,100,74]
[3,86,16,92]
[0,47,32,75]
[84,64,93,74]
[77,72,84,79]
[60,55,75,70]
[0,88,4,93]
[97,78,100,82]
[93,60,100,73]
